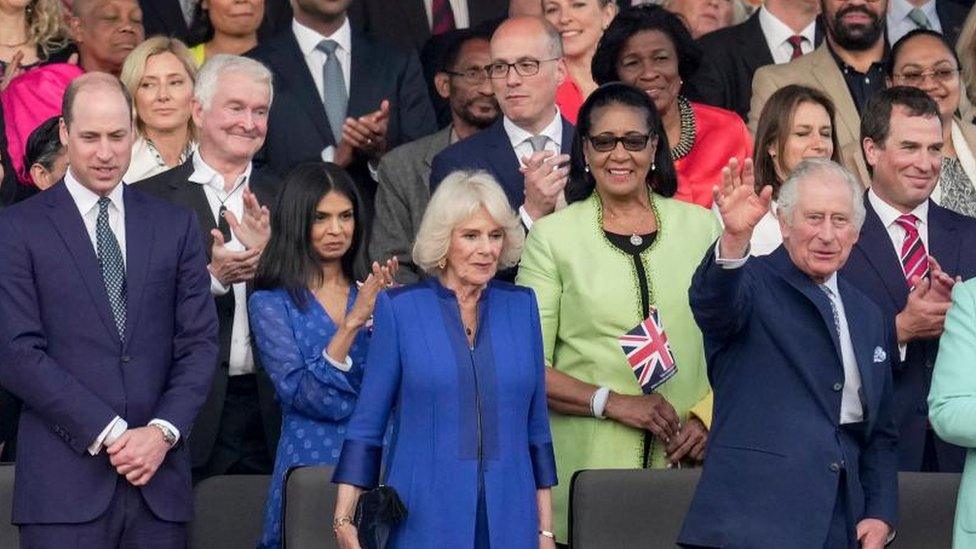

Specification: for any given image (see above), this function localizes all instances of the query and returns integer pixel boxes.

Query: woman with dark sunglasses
[517,82,722,543]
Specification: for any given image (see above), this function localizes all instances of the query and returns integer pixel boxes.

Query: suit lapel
[559,117,575,154]
[274,33,335,146]
[348,32,382,119]
[45,184,120,344]
[855,199,909,308]
[809,46,861,146]
[166,161,218,259]
[929,201,961,277]
[484,121,524,205]
[742,12,774,68]
[122,186,152,352]
[399,0,431,47]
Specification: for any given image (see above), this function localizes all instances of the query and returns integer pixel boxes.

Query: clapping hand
[713,158,772,259]
[208,230,262,287]
[222,188,270,251]
[923,256,958,302]
[345,258,398,330]
[342,100,391,160]
[521,150,570,221]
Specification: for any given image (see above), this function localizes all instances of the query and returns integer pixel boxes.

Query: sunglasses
[586,133,653,152]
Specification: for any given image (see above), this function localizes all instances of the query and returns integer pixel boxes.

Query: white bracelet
[591,386,611,419]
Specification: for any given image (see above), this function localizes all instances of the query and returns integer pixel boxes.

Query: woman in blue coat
[332,171,558,548]
[249,162,396,548]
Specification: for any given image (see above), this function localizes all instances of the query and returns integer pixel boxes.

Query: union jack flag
[619,308,678,394]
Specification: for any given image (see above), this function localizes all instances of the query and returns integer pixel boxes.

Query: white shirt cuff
[519,205,535,231]
[714,241,750,269]
[88,416,128,455]
[210,272,230,296]
[322,348,354,372]
[148,419,181,446]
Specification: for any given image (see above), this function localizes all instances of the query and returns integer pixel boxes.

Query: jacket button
[829,462,841,473]
[832,382,843,392]
[121,356,131,363]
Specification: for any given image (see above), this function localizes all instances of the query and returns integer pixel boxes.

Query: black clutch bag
[354,485,408,549]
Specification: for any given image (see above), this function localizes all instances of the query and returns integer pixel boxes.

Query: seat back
[189,474,271,549]
[897,472,960,548]
[0,464,17,548]
[571,468,701,548]
[283,466,339,549]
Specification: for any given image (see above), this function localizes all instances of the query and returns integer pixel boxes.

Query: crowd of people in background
[3,0,976,547]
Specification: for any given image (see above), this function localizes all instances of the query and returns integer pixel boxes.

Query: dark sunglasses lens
[590,136,617,152]
[622,136,649,151]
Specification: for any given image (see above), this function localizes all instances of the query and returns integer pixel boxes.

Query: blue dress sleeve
[249,291,360,422]
[333,291,402,489]
[526,291,557,488]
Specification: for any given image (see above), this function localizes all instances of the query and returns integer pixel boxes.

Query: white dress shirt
[887,0,943,45]
[64,170,181,453]
[188,151,256,377]
[179,0,197,27]
[123,137,194,185]
[504,110,564,229]
[714,245,864,423]
[423,0,470,29]
[758,6,817,65]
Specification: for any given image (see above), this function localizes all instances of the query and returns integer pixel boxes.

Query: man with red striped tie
[349,0,508,53]
[843,86,976,473]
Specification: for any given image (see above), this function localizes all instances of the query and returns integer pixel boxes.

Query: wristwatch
[151,423,177,447]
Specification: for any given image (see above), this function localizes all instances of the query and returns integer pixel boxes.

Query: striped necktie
[907,8,932,30]
[431,0,456,35]
[895,213,929,288]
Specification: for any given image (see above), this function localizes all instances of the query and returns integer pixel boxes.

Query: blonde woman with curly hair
[0,0,72,90]
[120,36,198,183]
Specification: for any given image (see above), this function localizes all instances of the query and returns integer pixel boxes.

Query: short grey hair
[194,54,274,111]
[777,158,866,230]
[413,171,525,274]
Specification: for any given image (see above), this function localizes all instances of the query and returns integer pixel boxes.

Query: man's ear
[434,72,452,100]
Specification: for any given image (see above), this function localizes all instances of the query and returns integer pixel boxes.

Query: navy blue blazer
[0,182,219,524]
[678,246,898,547]
[248,28,437,210]
[841,197,976,472]
[428,117,575,210]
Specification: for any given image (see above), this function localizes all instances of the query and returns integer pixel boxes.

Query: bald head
[492,16,563,58]
[62,72,133,130]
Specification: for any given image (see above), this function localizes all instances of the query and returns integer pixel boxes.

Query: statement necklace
[669,96,696,161]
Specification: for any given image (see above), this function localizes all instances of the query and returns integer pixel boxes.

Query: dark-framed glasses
[444,67,489,84]
[486,58,561,79]
[586,133,653,152]
[892,67,960,86]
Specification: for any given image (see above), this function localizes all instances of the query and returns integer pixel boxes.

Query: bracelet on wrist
[540,529,556,541]
[332,515,354,533]
[591,386,611,419]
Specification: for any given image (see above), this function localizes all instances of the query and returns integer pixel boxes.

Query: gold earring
[437,257,447,270]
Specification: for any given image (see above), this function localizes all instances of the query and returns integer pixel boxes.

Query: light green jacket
[517,192,722,541]
[930,279,976,548]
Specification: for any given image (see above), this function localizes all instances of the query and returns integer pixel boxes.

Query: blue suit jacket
[841,197,976,472]
[678,246,898,548]
[429,117,575,210]
[0,182,219,524]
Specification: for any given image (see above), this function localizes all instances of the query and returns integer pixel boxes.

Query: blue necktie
[317,39,348,143]
[96,197,127,341]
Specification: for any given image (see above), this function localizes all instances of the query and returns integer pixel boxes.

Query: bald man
[0,73,217,548]
[69,0,145,75]
[430,16,573,229]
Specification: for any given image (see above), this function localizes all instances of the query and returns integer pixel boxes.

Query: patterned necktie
[431,0,456,35]
[96,197,127,340]
[819,284,841,337]
[316,39,348,143]
[787,36,805,61]
[527,135,548,153]
[907,8,932,30]
[895,213,929,288]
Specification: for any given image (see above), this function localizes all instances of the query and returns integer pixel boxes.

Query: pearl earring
[584,164,591,173]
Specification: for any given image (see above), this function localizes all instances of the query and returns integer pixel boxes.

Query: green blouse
[517,192,722,541]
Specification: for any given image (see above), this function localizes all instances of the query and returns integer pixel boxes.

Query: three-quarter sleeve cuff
[333,439,383,489]
[530,441,558,488]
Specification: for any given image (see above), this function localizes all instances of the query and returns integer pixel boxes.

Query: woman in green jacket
[517,82,722,543]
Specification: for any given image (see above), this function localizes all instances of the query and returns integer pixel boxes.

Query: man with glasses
[749,0,889,184]
[370,28,499,284]
[430,15,573,229]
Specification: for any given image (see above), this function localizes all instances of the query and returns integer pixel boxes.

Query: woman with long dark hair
[517,82,721,542]
[249,162,395,549]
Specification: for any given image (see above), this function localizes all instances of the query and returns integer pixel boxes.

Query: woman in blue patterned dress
[249,162,396,548]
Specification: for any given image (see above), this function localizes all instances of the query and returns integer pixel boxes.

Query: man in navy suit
[842,86,976,472]
[0,73,218,547]
[678,158,898,548]
[430,16,574,228]
[248,0,437,216]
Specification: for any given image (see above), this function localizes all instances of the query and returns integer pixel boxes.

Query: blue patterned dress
[250,287,369,548]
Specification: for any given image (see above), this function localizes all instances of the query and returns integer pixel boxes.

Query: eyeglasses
[444,68,489,84]
[586,133,653,152]
[485,58,561,79]
[892,67,960,86]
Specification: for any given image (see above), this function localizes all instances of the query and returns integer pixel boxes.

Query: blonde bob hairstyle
[119,37,199,137]
[412,171,525,274]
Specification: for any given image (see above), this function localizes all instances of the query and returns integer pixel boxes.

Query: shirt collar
[889,0,937,23]
[758,6,816,49]
[503,108,563,151]
[64,168,125,217]
[293,17,352,57]
[188,149,253,193]
[820,272,840,296]
[868,187,929,228]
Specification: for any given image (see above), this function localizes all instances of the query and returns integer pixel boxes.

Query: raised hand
[521,150,570,221]
[208,229,262,287]
[896,276,953,343]
[223,188,270,251]
[713,158,772,259]
[342,100,391,159]
[924,256,958,302]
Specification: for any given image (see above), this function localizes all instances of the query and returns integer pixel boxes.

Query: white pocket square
[873,346,887,363]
